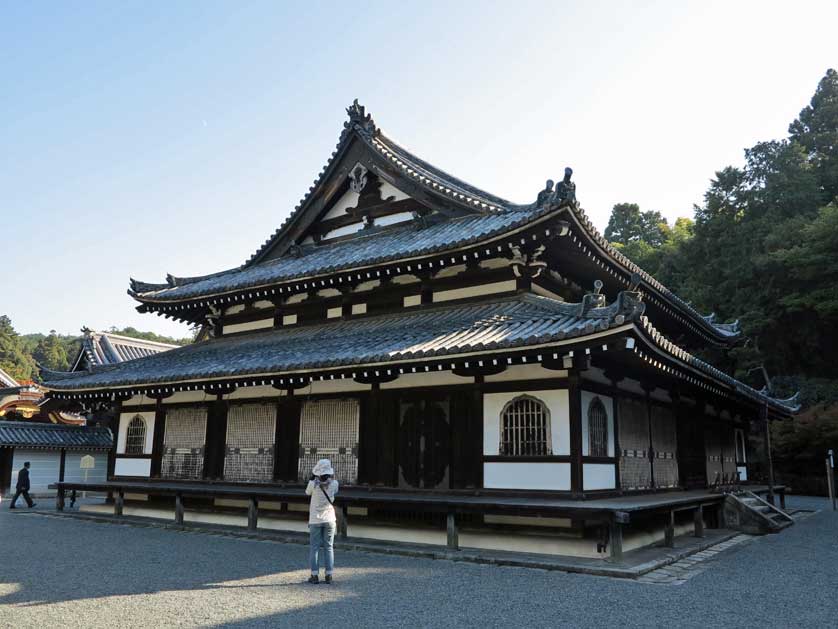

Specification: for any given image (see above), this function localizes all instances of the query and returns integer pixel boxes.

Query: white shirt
[305,479,339,525]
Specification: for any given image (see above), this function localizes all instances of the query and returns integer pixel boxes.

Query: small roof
[0,366,19,388]
[0,420,112,450]
[71,329,180,372]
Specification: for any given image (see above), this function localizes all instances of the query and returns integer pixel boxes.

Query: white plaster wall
[117,411,155,454]
[583,463,616,490]
[403,294,422,307]
[322,189,359,219]
[351,303,367,315]
[325,222,364,240]
[11,450,60,494]
[483,389,569,456]
[114,458,151,477]
[308,379,370,395]
[375,211,414,227]
[222,318,273,335]
[484,462,571,491]
[282,314,298,326]
[580,391,615,457]
[327,307,342,319]
[379,180,410,202]
[253,300,273,310]
[433,280,517,303]
[381,371,472,390]
[122,394,152,407]
[226,385,282,400]
[162,391,211,404]
[485,364,567,383]
[531,283,565,302]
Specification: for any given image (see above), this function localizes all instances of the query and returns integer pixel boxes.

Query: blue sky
[2,1,836,338]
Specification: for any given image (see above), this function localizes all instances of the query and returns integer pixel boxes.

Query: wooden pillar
[568,369,584,496]
[56,486,65,511]
[58,448,66,482]
[204,395,228,480]
[694,505,705,538]
[107,405,120,481]
[472,376,484,489]
[175,493,184,525]
[150,399,167,478]
[447,511,459,550]
[762,403,776,505]
[646,392,656,489]
[247,498,258,531]
[338,505,348,540]
[609,518,623,561]
[115,490,124,516]
[664,510,675,547]
[363,383,381,485]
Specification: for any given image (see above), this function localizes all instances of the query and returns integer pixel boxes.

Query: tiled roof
[71,329,179,371]
[44,293,634,391]
[127,101,741,345]
[0,366,19,388]
[130,208,549,303]
[0,420,112,450]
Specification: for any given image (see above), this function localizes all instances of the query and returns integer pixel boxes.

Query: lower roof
[0,420,113,450]
[41,292,797,416]
[44,293,626,391]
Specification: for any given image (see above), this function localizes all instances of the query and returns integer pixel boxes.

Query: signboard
[80,455,96,470]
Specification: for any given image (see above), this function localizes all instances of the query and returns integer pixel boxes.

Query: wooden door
[398,397,450,489]
[676,414,707,489]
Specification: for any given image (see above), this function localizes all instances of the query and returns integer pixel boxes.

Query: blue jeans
[309,522,336,575]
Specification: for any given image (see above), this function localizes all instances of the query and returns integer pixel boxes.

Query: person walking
[9,461,37,509]
[305,458,338,584]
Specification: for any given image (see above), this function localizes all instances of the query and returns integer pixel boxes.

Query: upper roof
[70,329,180,372]
[127,101,741,346]
[0,420,112,450]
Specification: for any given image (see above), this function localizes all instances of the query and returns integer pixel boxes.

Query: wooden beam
[664,510,675,547]
[175,493,184,525]
[338,505,348,540]
[447,511,459,550]
[115,490,124,517]
[248,498,258,531]
[693,505,705,538]
[609,518,623,561]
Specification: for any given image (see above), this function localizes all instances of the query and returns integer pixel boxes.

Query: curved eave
[561,205,742,346]
[128,205,565,313]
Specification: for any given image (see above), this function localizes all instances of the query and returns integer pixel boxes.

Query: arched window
[125,415,147,455]
[499,396,551,456]
[588,397,609,457]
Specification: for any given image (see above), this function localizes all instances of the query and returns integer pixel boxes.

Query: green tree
[32,330,70,371]
[0,316,37,382]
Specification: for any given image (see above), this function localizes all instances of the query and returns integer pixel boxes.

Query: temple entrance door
[398,397,450,489]
[677,415,707,489]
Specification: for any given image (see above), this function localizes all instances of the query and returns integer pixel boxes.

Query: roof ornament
[536,167,576,208]
[349,163,369,194]
[345,99,376,137]
[581,280,607,314]
[628,272,642,291]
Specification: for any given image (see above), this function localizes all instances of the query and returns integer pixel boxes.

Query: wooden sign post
[80,454,95,499]
[827,450,836,511]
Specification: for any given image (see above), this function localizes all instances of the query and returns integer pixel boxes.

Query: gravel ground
[1,496,836,628]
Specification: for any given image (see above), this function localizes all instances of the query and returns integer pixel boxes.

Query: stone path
[635,535,751,585]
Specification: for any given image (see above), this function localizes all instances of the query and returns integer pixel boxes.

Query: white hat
[312,459,334,476]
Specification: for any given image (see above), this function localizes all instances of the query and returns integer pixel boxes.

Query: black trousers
[10,489,34,508]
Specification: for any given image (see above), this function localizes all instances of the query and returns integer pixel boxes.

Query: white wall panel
[11,449,60,493]
[484,462,570,490]
[117,411,155,454]
[114,457,152,477]
[583,463,616,490]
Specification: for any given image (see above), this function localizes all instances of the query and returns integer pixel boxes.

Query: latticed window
[125,415,146,455]
[588,397,609,457]
[499,396,551,456]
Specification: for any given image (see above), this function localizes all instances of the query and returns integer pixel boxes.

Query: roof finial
[345,99,376,137]
[535,166,576,207]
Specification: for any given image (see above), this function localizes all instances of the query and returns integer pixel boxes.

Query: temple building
[42,102,798,557]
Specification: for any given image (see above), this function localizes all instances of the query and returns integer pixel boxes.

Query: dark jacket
[16,467,30,491]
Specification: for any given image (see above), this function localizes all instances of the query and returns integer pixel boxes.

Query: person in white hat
[305,458,339,584]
